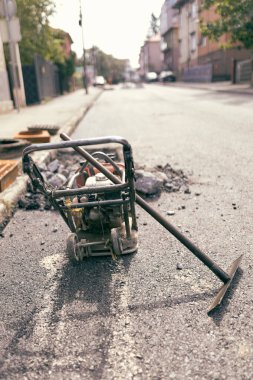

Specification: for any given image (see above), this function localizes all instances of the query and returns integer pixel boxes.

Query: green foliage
[15,1,76,92]
[16,0,66,64]
[87,47,126,83]
[201,0,253,49]
[57,51,76,91]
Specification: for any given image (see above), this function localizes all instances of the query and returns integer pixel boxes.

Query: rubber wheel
[66,233,82,263]
[110,228,123,256]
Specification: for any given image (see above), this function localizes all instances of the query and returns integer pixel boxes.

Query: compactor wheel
[66,233,82,263]
[110,228,123,256]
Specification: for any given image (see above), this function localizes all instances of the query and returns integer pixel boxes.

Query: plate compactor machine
[23,134,242,314]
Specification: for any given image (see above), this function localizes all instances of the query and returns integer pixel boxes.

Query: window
[191,33,197,52]
[179,11,182,27]
[191,1,198,19]
[202,36,207,47]
[178,39,182,57]
[199,35,207,47]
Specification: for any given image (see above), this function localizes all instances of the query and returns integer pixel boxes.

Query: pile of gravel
[38,152,81,188]
[135,163,190,196]
[18,152,191,210]
[18,152,80,211]
[159,163,190,193]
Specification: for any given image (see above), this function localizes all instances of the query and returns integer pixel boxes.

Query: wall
[160,0,179,73]
[0,33,13,113]
[147,40,163,73]
[139,36,163,76]
[178,0,199,73]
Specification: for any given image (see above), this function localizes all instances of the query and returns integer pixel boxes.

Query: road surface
[0,84,252,379]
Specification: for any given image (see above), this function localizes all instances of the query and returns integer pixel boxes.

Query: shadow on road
[49,253,134,377]
[53,253,134,319]
[128,289,216,314]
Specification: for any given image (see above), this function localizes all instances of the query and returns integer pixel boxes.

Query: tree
[147,13,159,38]
[86,47,126,84]
[57,51,76,92]
[15,1,76,92]
[16,0,65,64]
[201,0,253,49]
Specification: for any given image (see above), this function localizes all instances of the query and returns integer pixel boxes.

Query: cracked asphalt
[0,84,253,379]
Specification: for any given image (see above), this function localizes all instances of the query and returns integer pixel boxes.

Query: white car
[145,72,158,82]
[94,76,106,87]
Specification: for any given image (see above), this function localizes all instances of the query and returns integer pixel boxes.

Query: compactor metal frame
[23,134,242,313]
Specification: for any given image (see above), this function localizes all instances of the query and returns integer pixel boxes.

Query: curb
[0,89,103,227]
[157,82,253,96]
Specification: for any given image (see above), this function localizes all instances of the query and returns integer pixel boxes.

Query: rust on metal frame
[0,160,19,192]
[14,130,50,143]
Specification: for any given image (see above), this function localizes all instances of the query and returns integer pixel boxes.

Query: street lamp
[79,0,88,94]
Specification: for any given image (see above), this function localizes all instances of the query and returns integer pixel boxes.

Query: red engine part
[76,163,125,188]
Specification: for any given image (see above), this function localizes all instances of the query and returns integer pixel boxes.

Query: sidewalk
[0,87,102,138]
[0,87,102,226]
[162,81,253,95]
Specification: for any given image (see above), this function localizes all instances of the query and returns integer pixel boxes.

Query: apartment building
[173,0,200,78]
[139,34,163,79]
[198,4,252,81]
[173,0,252,81]
[160,0,180,74]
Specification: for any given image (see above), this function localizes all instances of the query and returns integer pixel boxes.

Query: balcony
[161,36,174,52]
[173,0,190,9]
[161,40,168,52]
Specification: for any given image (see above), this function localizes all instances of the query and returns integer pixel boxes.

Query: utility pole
[79,0,88,94]
[92,45,97,80]
[2,0,20,110]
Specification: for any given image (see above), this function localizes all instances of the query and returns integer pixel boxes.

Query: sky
[50,0,164,68]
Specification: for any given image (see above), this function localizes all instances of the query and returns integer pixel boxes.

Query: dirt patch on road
[135,163,190,197]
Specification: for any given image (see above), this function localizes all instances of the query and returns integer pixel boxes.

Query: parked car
[145,72,158,83]
[94,76,106,87]
[159,71,176,82]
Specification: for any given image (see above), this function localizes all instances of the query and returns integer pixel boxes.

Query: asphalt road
[0,84,253,379]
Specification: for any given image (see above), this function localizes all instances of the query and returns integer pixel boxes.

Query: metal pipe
[123,200,131,238]
[60,132,231,284]
[79,0,88,94]
[62,198,129,209]
[91,151,123,176]
[52,183,128,198]
[23,136,132,158]
[136,196,230,283]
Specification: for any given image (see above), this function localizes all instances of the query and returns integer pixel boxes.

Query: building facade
[173,0,199,77]
[198,4,252,81]
[139,34,163,79]
[172,0,252,81]
[0,11,26,112]
[0,32,13,113]
[160,0,179,74]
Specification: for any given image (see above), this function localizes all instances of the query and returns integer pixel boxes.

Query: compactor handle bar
[23,136,132,161]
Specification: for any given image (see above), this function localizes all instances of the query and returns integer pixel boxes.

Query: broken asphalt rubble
[17,150,191,212]
[135,163,190,196]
